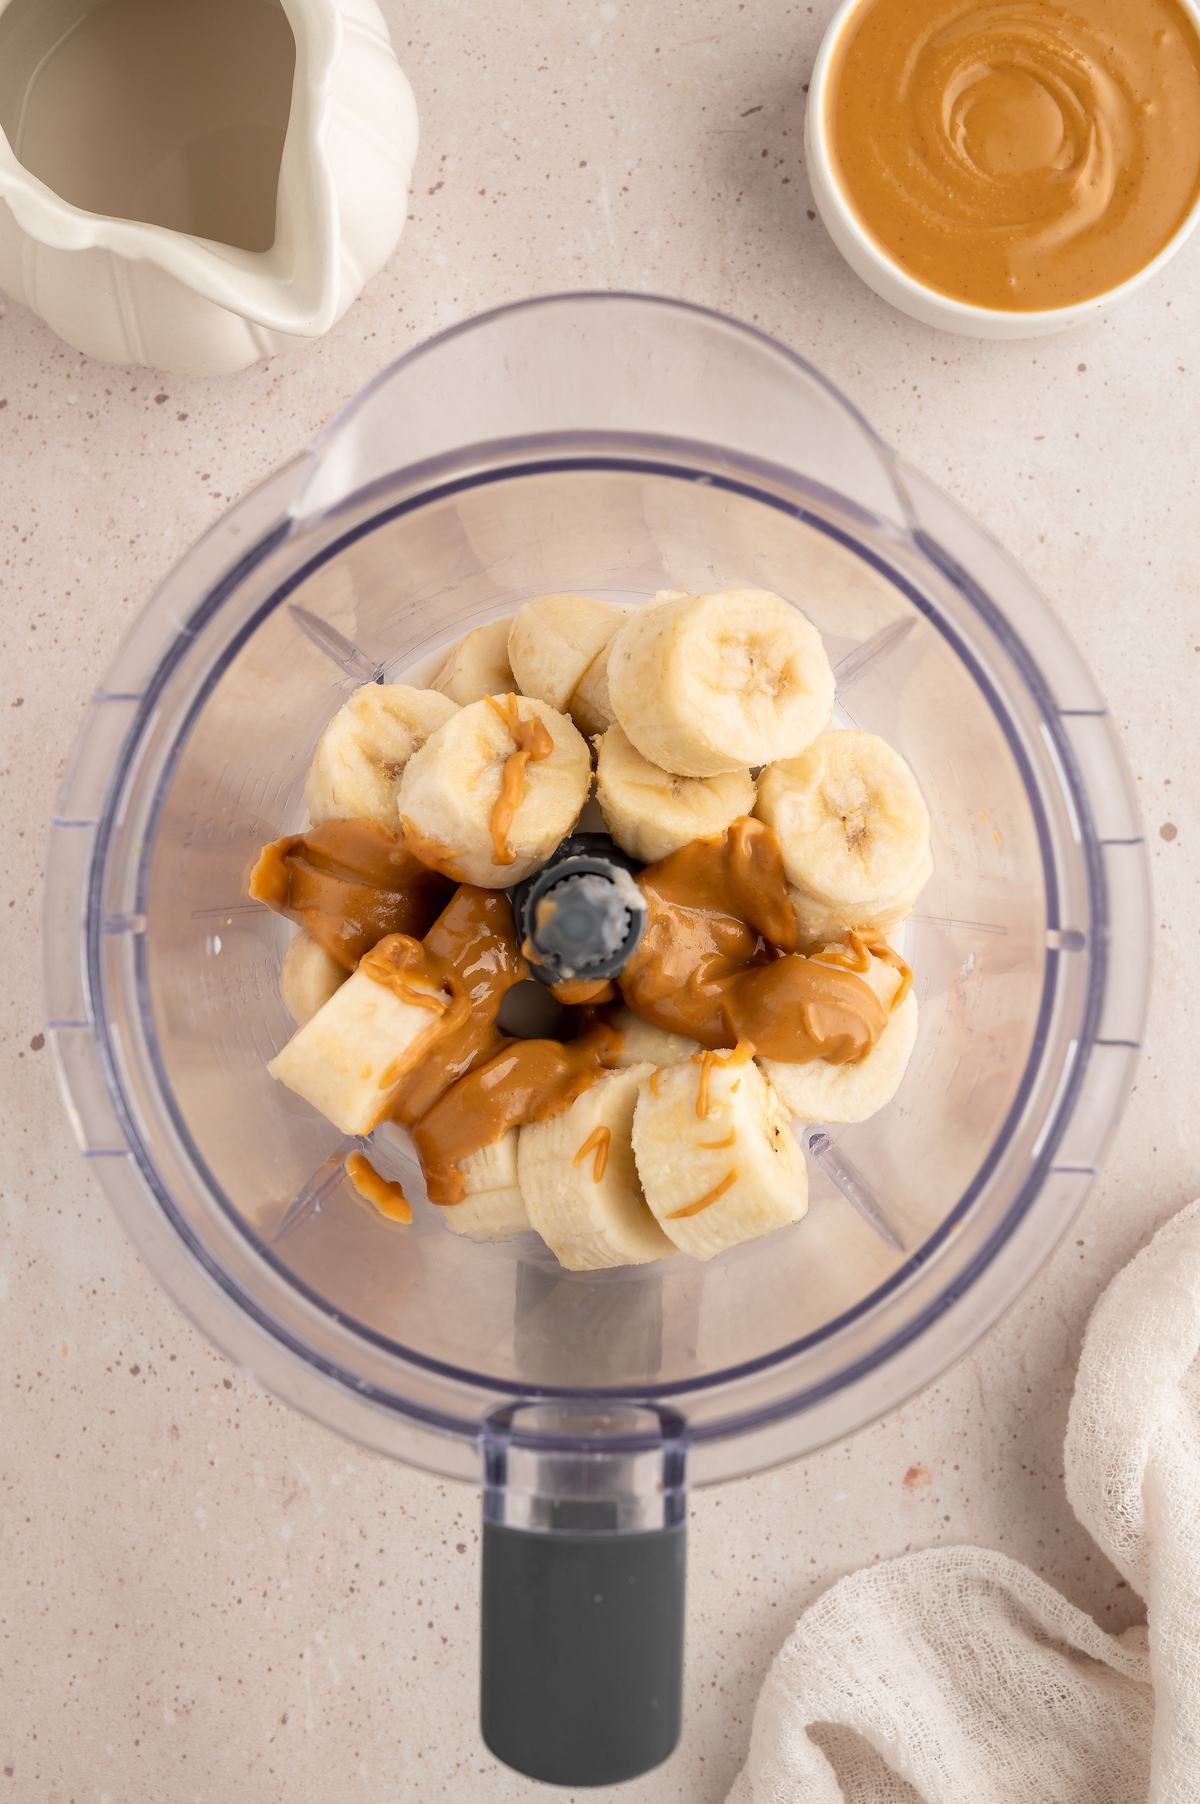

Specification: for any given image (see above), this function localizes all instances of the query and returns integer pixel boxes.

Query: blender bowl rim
[297,288,911,528]
[71,429,1116,1446]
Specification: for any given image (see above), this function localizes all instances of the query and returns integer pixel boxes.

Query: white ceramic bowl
[805,0,1200,339]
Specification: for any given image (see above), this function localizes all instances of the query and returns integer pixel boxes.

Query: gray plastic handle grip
[481,1516,685,1786]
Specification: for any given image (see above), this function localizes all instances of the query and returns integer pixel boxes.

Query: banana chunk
[268,939,452,1135]
[305,684,458,828]
[757,730,931,922]
[788,860,931,945]
[507,594,626,714]
[607,589,835,777]
[519,1064,674,1270]
[610,1006,703,1070]
[595,724,755,864]
[440,1132,530,1241]
[568,640,618,738]
[396,694,591,887]
[279,932,348,1027]
[761,947,919,1124]
[432,617,516,706]
[632,1054,808,1260]
[568,591,686,737]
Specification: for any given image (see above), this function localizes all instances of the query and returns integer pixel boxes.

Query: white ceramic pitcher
[0,0,418,375]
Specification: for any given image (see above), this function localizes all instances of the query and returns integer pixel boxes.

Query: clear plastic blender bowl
[45,294,1150,1786]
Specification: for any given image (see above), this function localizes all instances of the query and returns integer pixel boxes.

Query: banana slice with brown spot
[305,683,458,828]
[757,730,931,927]
[595,724,755,864]
[608,589,835,777]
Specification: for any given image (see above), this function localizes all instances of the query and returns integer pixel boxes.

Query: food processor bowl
[45,294,1150,1785]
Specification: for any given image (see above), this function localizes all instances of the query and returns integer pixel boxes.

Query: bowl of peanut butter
[807,0,1200,334]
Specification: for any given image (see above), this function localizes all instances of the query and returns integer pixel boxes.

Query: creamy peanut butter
[827,0,1200,310]
[385,887,529,1127]
[620,819,889,1063]
[399,816,465,881]
[550,977,617,1005]
[486,693,554,865]
[412,1024,623,1204]
[250,818,452,969]
[255,813,908,1219]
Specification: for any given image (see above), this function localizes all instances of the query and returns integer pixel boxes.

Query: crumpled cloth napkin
[729,1200,1200,1804]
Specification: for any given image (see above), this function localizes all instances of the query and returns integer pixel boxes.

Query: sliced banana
[756,730,931,916]
[788,855,931,945]
[439,1132,530,1240]
[507,594,626,714]
[610,1006,703,1070]
[395,694,591,887]
[761,946,919,1124]
[268,937,452,1135]
[568,640,618,737]
[432,617,516,706]
[631,1053,808,1260]
[279,932,347,1027]
[568,592,686,738]
[595,724,756,864]
[519,1064,674,1270]
[304,684,458,828]
[607,589,835,777]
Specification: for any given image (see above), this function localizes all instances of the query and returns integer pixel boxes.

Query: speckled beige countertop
[1,3,1197,1800]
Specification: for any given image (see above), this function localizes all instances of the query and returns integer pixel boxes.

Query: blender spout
[288,292,918,531]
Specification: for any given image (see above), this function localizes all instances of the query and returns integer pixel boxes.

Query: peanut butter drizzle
[344,1152,413,1225]
[551,977,617,1006]
[399,815,465,881]
[572,1123,612,1182]
[696,1051,717,1120]
[385,886,529,1128]
[249,817,453,970]
[872,941,913,1011]
[814,929,912,1012]
[413,1023,623,1204]
[668,1168,738,1220]
[486,694,554,866]
[698,1128,737,1151]
[620,818,887,1064]
[358,935,456,1014]
[693,1040,756,1120]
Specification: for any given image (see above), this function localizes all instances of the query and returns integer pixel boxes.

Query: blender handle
[479,1402,687,1787]
[481,1518,686,1786]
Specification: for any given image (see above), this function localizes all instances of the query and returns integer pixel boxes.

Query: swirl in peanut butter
[827,0,1200,310]
[344,1152,413,1224]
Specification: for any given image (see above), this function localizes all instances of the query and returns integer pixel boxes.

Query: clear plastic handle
[291,292,915,530]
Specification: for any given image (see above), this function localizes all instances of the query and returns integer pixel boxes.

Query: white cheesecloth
[729,1200,1200,1804]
